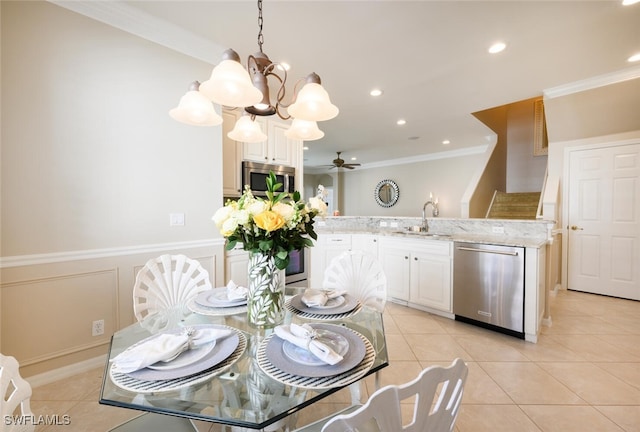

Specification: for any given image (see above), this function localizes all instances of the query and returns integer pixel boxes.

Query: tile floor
[29,289,640,431]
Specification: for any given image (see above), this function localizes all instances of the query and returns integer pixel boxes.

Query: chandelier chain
[257,0,264,53]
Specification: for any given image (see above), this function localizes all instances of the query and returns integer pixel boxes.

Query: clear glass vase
[247,252,285,328]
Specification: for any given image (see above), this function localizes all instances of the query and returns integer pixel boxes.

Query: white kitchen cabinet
[379,237,453,313]
[243,119,297,166]
[225,245,249,288]
[351,233,379,256]
[309,234,351,288]
[379,242,411,301]
[222,109,244,197]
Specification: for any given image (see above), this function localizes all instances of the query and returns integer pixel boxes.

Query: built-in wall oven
[285,248,309,287]
[242,161,295,196]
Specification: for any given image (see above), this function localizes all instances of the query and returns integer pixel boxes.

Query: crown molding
[47,0,222,63]
[544,65,640,99]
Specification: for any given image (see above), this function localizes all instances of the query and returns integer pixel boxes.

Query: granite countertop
[316,227,550,248]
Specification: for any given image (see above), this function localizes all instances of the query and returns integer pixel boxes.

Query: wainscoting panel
[1,269,118,366]
[0,240,225,377]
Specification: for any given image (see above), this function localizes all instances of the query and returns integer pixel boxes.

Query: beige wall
[1,1,226,375]
[338,154,484,218]
[1,1,223,256]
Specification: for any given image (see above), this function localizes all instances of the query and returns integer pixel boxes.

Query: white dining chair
[322,249,388,403]
[294,358,468,432]
[322,250,387,313]
[1,354,35,432]
[133,254,212,332]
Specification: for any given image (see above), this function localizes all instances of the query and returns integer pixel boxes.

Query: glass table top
[99,288,389,430]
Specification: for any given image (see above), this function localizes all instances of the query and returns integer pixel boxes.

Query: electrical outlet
[92,319,104,337]
[390,222,399,228]
[379,221,388,227]
[492,226,505,234]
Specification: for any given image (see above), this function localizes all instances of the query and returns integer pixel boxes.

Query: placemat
[109,326,247,393]
[256,325,375,390]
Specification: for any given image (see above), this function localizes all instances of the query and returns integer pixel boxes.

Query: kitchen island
[311,216,554,343]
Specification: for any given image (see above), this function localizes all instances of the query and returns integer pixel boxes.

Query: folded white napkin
[111,327,234,373]
[274,323,344,365]
[226,280,248,301]
[301,288,347,307]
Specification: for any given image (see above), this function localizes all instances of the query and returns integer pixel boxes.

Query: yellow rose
[253,210,285,232]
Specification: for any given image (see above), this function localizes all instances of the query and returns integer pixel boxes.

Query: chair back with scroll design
[133,254,212,331]
[321,358,468,432]
[322,250,387,312]
[1,354,35,432]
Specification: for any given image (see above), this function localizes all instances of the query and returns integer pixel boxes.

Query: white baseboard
[26,355,107,388]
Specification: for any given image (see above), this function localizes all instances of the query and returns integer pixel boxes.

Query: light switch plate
[170,213,185,226]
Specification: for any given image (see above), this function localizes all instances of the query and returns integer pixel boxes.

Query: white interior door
[567,142,640,300]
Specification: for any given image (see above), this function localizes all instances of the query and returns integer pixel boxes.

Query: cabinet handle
[404,256,409,259]
[414,257,418,261]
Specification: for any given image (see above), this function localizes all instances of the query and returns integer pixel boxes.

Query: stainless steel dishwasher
[453,242,525,338]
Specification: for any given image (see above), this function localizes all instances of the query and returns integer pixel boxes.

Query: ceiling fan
[328,152,361,170]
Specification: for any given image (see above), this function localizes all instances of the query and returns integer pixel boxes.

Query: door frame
[561,132,640,291]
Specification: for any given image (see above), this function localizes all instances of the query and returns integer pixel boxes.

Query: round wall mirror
[374,179,399,207]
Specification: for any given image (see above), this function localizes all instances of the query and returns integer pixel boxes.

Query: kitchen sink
[392,230,451,239]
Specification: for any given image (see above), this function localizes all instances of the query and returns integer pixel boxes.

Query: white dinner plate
[265,323,366,377]
[289,293,359,315]
[147,340,216,371]
[282,328,349,367]
[195,287,247,308]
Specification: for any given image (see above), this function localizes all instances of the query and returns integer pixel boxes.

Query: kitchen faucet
[422,200,439,231]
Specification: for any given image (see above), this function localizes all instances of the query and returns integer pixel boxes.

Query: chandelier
[169,0,338,142]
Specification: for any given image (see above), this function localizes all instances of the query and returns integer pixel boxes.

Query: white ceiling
[57,1,640,170]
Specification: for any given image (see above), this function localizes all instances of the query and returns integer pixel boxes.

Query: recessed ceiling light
[350,157,357,161]
[628,53,640,62]
[370,89,383,97]
[303,146,309,150]
[442,140,450,145]
[488,42,506,54]
[397,119,406,126]
[622,0,639,5]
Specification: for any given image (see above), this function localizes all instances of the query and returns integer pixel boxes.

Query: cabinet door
[226,249,250,288]
[309,235,351,287]
[268,122,296,166]
[222,110,243,196]
[380,246,410,301]
[409,251,452,312]
[351,234,379,257]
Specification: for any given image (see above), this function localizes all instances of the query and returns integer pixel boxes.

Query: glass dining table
[99,287,389,430]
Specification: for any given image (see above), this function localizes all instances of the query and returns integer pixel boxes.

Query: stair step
[487,191,541,220]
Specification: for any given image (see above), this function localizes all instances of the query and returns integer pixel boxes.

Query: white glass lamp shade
[200,59,263,108]
[288,83,339,122]
[227,116,267,143]
[169,90,222,126]
[284,119,324,141]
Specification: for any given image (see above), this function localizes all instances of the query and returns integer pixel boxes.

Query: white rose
[247,200,267,216]
[272,202,296,223]
[233,209,250,226]
[308,197,328,216]
[212,206,232,227]
[221,217,238,237]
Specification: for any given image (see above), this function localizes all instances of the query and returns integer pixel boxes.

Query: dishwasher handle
[456,246,520,256]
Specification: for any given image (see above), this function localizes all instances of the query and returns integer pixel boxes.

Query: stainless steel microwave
[242,161,295,196]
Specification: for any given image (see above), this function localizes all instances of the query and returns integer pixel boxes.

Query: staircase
[486,191,541,220]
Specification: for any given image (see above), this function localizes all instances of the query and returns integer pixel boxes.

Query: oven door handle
[456,246,519,256]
